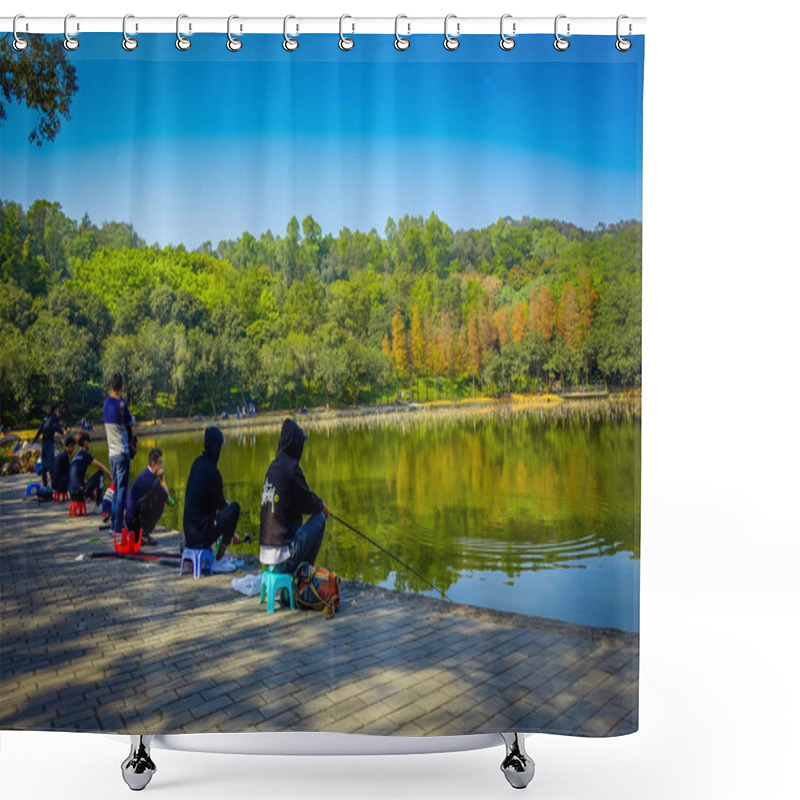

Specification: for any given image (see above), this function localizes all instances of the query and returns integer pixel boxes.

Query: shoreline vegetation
[1,202,641,432]
[3,392,641,464]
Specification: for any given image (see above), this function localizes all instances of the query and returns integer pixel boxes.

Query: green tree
[1,37,79,145]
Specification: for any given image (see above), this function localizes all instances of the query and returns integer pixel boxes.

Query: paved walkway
[1,475,638,737]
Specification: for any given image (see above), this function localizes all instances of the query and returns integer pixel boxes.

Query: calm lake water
[93,414,640,631]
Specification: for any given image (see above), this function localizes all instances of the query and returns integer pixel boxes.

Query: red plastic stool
[53,491,69,503]
[68,500,87,517]
[114,528,142,554]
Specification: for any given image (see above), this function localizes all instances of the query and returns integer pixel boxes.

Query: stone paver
[0,474,638,736]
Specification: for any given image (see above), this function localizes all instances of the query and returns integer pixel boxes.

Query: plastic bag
[231,573,261,597]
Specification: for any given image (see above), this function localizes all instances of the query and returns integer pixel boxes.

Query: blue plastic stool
[26,482,41,496]
[180,548,214,579]
[260,566,296,613]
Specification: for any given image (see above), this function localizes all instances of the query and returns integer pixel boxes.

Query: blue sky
[0,34,643,248]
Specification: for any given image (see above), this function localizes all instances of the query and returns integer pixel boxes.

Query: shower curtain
[0,25,643,740]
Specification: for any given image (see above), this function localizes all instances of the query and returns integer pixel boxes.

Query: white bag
[230,573,261,597]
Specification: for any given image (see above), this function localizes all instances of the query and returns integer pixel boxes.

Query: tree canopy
[1,199,641,425]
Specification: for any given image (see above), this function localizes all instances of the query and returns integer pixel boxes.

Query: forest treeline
[0,199,641,425]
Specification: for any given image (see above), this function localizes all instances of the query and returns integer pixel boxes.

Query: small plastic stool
[26,482,41,496]
[260,567,296,613]
[114,528,141,554]
[69,500,87,517]
[180,548,214,579]
[53,491,69,503]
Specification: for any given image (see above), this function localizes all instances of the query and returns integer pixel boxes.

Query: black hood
[203,426,224,464]
[277,418,306,461]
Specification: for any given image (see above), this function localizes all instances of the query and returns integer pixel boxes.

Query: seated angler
[183,427,241,573]
[259,418,329,575]
[126,448,173,547]
[68,432,112,510]
[52,434,77,497]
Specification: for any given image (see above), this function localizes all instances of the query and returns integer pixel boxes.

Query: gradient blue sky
[0,34,643,248]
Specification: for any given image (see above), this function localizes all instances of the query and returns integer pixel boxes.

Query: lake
[93,411,640,631]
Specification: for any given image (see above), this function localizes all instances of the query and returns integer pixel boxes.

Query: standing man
[183,427,241,572]
[32,403,64,488]
[103,373,134,539]
[126,448,172,547]
[259,418,329,574]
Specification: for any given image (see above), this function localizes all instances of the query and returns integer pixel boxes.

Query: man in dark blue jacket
[183,427,240,572]
[52,433,76,495]
[127,448,172,547]
[32,403,64,487]
[259,418,329,574]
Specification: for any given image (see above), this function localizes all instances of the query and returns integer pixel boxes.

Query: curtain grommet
[227,15,243,52]
[339,14,355,51]
[176,14,191,51]
[444,14,460,51]
[283,15,299,51]
[12,14,29,51]
[554,15,571,51]
[122,14,138,51]
[63,14,80,51]
[499,14,516,51]
[394,15,410,51]
[616,15,632,51]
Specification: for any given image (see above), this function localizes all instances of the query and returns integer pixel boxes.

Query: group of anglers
[34,375,329,575]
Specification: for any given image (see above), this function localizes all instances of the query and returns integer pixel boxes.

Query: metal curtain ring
[227,15,242,51]
[12,14,28,51]
[499,14,515,51]
[283,15,299,51]
[63,13,79,51]
[444,14,460,51]
[554,14,570,51]
[176,14,191,50]
[339,15,354,50]
[122,14,138,51]
[616,14,632,51]
[394,15,410,50]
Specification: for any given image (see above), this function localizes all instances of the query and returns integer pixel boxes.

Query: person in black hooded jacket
[183,427,240,569]
[259,418,329,574]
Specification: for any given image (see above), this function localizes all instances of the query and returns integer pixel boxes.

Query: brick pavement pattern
[1,475,638,736]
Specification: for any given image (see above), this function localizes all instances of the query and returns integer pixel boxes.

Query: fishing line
[329,512,451,601]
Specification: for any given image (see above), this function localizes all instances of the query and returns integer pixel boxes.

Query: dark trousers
[187,501,240,552]
[72,471,104,504]
[272,512,327,574]
[41,440,55,488]
[128,484,167,537]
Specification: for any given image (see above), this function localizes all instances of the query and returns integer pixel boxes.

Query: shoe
[214,554,237,573]
[141,534,157,547]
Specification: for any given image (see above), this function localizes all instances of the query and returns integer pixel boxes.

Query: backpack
[292,562,341,617]
[36,486,54,502]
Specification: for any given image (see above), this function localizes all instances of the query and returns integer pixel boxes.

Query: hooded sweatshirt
[260,419,324,549]
[183,427,227,547]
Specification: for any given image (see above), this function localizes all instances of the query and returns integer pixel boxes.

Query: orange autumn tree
[391,308,408,384]
[529,284,555,341]
[512,300,527,344]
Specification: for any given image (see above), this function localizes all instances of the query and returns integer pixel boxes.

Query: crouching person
[52,433,76,497]
[68,432,112,509]
[127,448,172,547]
[259,418,329,575]
[183,427,240,573]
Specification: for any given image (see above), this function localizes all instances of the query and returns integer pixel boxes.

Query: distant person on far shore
[32,403,64,488]
[183,427,241,573]
[126,448,173,547]
[68,432,111,509]
[103,373,134,538]
[52,433,77,496]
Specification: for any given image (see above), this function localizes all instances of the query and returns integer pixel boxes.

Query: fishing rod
[329,512,451,601]
[90,552,181,566]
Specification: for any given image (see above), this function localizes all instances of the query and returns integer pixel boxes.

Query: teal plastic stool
[260,566,295,613]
